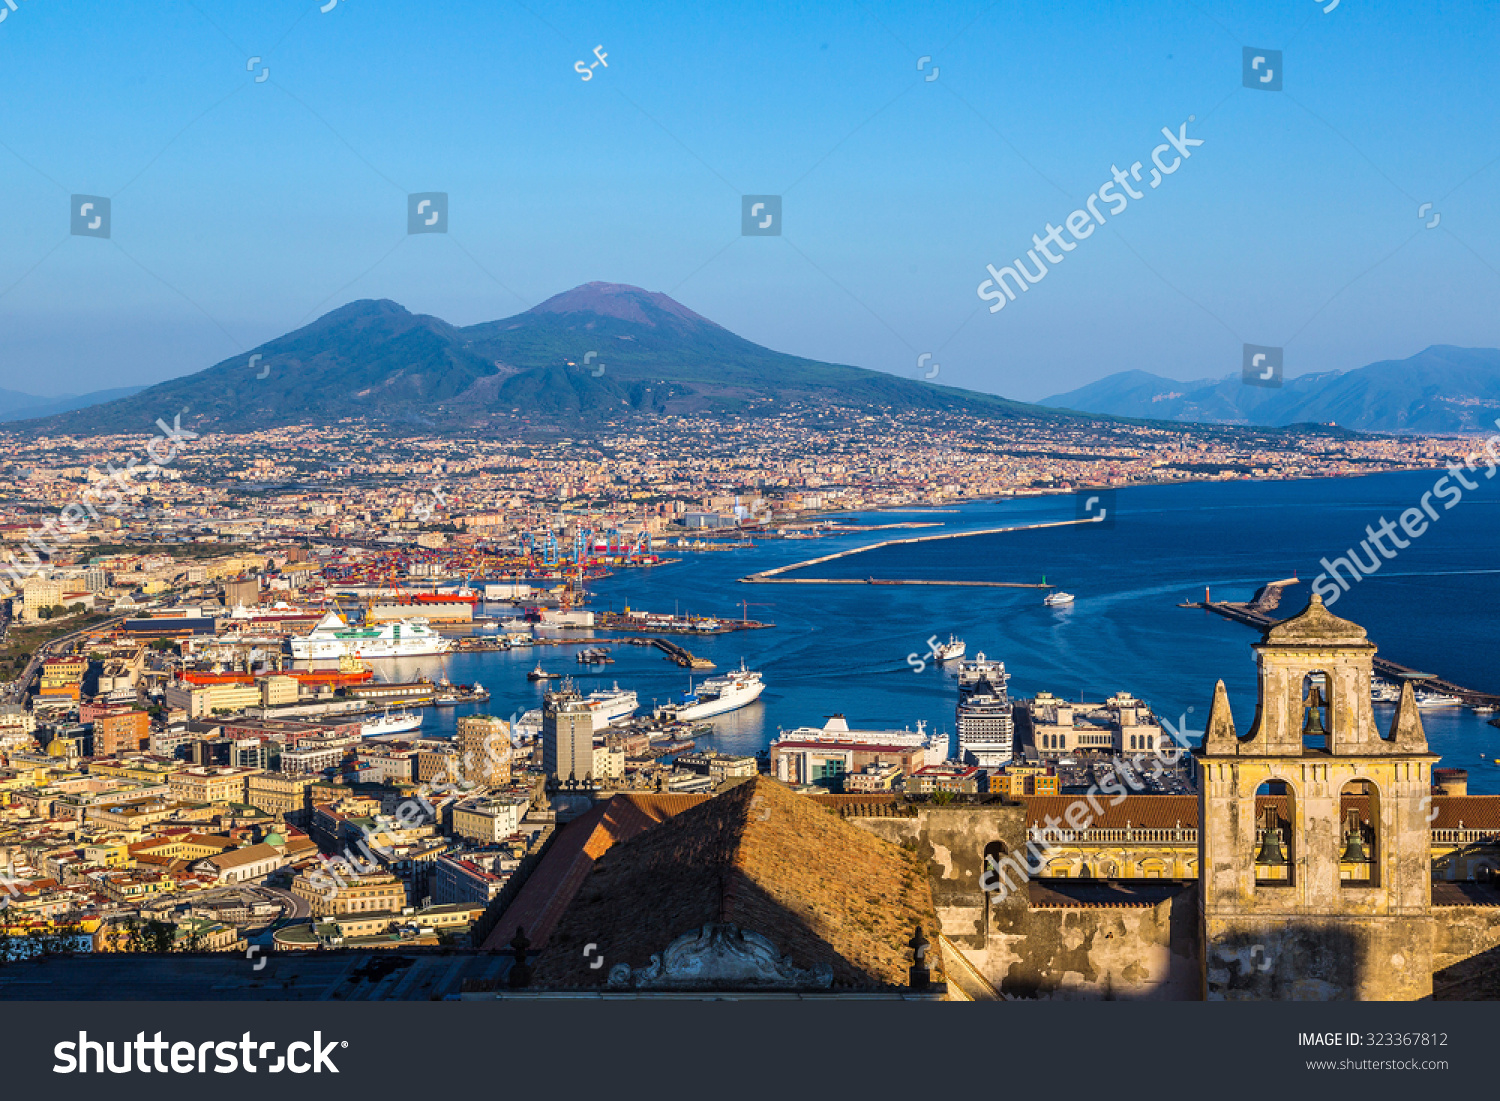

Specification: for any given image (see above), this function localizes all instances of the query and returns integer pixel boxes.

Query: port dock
[650,637,715,670]
[1185,580,1500,706]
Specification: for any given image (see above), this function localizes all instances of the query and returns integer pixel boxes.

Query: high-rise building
[542,681,596,784]
[94,709,150,757]
[457,714,511,787]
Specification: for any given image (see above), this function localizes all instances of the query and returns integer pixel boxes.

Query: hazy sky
[0,0,1496,401]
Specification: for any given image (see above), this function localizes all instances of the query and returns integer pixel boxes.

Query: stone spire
[1388,679,1428,752]
[1202,679,1238,754]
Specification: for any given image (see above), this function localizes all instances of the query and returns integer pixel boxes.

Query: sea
[351,469,1500,794]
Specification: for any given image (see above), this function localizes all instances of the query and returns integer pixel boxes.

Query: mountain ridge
[14,283,1063,434]
[1041,345,1500,434]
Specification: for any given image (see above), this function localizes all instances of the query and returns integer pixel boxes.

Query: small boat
[933,635,965,662]
[1044,591,1076,607]
[1472,703,1496,714]
[527,663,559,681]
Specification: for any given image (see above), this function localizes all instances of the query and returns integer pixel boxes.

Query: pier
[1185,592,1500,707]
[739,517,1098,585]
[650,637,715,670]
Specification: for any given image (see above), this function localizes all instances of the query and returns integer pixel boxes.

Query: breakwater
[739,517,1097,585]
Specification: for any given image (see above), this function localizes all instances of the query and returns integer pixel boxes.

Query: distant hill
[1040,346,1500,433]
[0,385,145,423]
[18,283,1062,434]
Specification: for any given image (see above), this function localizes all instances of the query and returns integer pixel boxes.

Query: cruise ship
[772,714,940,752]
[288,611,453,660]
[955,652,1014,766]
[360,708,424,738]
[1416,690,1463,708]
[659,661,765,722]
[957,652,1009,698]
[584,683,639,726]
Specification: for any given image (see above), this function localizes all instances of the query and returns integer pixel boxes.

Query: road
[3,610,136,704]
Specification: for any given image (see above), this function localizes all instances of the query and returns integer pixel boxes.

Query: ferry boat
[288,611,453,660]
[1370,678,1402,703]
[932,635,966,662]
[661,661,765,722]
[1044,591,1076,607]
[360,708,423,738]
[1416,690,1463,709]
[584,683,640,724]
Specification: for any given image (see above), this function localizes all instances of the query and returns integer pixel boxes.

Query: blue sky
[0,0,1496,401]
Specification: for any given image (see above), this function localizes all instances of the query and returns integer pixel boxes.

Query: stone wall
[848,804,1199,999]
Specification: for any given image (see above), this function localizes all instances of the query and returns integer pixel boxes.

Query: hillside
[21,283,1061,434]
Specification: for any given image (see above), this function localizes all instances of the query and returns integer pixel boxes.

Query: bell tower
[1197,594,1437,1000]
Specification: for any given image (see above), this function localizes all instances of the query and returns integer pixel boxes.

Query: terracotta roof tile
[530,777,935,990]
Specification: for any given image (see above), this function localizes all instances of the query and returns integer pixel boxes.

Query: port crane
[738,600,772,625]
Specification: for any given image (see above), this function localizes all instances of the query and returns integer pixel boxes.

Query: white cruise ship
[660,661,764,722]
[361,709,424,738]
[772,714,940,752]
[957,652,1009,698]
[289,611,453,660]
[583,683,640,727]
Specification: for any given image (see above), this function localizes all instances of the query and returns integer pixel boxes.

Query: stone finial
[907,923,931,990]
[508,926,532,988]
[1388,679,1428,751]
[1202,679,1238,754]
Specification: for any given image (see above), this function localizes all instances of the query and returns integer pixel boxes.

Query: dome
[47,739,67,757]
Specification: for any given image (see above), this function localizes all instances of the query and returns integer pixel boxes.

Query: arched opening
[1254,780,1295,886]
[1302,672,1330,751]
[981,840,1010,894]
[1339,779,1379,887]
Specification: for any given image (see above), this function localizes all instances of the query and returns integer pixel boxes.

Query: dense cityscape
[0,403,1495,1003]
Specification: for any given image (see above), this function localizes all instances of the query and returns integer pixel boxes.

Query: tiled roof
[1029,880,1191,908]
[1432,882,1500,907]
[1432,796,1500,831]
[480,793,707,952]
[529,777,936,990]
[1021,794,1197,829]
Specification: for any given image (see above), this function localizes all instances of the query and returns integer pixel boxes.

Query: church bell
[1255,825,1288,865]
[1302,683,1328,738]
[1341,809,1370,863]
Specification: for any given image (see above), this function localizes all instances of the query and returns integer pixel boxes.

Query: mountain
[1041,346,1500,434]
[0,385,145,423]
[18,283,1056,434]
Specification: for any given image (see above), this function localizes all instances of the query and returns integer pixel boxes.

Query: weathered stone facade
[841,596,1500,1000]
